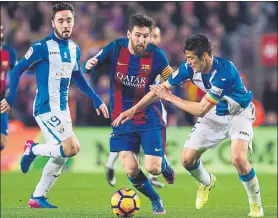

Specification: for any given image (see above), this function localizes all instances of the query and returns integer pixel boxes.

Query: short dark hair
[128,15,155,32]
[52,2,75,20]
[184,35,213,57]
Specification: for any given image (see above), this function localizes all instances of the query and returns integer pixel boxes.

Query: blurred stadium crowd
[1,2,277,126]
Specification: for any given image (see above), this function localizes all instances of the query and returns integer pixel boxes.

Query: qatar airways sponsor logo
[116,72,147,88]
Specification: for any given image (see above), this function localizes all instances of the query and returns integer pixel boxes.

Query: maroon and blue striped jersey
[91,38,172,131]
[1,44,17,99]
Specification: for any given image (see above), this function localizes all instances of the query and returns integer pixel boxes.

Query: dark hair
[128,15,155,32]
[52,2,75,20]
[183,34,213,57]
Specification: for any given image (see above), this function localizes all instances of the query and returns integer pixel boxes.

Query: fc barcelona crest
[141,64,151,73]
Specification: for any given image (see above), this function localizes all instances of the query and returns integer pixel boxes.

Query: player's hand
[96,103,109,118]
[0,99,11,113]
[85,57,98,70]
[150,84,171,101]
[112,108,136,127]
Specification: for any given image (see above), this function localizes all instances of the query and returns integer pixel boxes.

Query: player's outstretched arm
[2,43,43,113]
[84,41,115,73]
[150,84,216,117]
[85,57,98,71]
[72,70,109,118]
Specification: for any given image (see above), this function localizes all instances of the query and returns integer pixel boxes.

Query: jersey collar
[50,31,69,45]
[211,56,218,72]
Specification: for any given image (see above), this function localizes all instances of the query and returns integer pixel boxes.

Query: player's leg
[28,134,79,208]
[142,129,175,186]
[0,112,9,151]
[25,111,79,208]
[141,129,175,214]
[111,132,164,214]
[21,112,79,173]
[182,114,228,209]
[229,103,263,217]
[120,151,165,215]
[105,151,119,186]
[28,157,67,208]
[148,126,166,188]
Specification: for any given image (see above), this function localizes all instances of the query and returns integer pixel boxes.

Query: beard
[131,40,146,55]
[54,27,71,40]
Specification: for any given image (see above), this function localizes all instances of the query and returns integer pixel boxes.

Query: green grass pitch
[1,172,277,218]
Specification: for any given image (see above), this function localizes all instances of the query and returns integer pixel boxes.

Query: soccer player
[105,25,166,188]
[0,24,17,151]
[113,35,263,217]
[85,15,175,214]
[0,2,109,208]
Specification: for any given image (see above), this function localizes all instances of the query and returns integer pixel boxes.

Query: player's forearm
[132,90,158,112]
[5,61,27,106]
[167,94,205,117]
[72,70,103,108]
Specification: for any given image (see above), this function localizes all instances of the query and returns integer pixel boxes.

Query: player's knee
[125,165,139,178]
[231,154,247,167]
[73,143,80,154]
[181,157,195,169]
[70,143,80,156]
[145,164,161,175]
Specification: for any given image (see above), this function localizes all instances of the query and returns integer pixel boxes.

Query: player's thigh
[0,112,8,136]
[110,132,141,154]
[184,116,228,151]
[140,128,164,157]
[230,139,249,162]
[35,111,73,144]
[229,106,254,152]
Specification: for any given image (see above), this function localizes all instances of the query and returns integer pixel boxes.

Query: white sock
[32,144,65,158]
[240,171,262,206]
[106,152,119,169]
[33,157,67,197]
[186,159,211,186]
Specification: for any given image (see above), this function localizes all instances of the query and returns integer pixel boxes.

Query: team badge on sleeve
[25,47,33,60]
[210,86,223,96]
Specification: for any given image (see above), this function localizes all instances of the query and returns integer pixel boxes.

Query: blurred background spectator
[1,2,277,126]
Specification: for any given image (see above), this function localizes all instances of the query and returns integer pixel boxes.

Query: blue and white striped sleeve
[72,46,103,108]
[5,43,44,106]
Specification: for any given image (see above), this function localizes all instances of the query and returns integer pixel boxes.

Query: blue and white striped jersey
[6,31,103,116]
[168,56,253,116]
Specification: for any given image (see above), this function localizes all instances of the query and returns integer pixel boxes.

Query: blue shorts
[110,128,165,157]
[1,113,8,135]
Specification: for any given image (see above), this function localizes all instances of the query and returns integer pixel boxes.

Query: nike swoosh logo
[117,62,128,66]
[155,148,162,152]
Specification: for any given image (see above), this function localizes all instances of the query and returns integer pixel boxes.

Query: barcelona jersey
[92,38,172,132]
[1,44,17,99]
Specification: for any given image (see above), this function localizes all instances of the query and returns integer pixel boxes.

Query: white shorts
[35,110,73,144]
[184,103,255,151]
